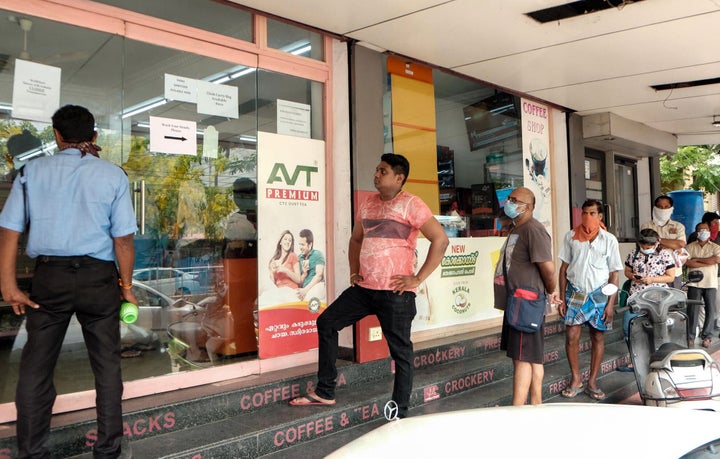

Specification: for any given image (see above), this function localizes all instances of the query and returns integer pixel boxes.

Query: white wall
[551,109,570,247]
[331,40,353,348]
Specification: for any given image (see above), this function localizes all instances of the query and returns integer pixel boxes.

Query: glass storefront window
[94,0,253,42]
[0,7,326,404]
[383,64,523,237]
[119,38,260,379]
[435,72,522,239]
[267,18,324,61]
[257,70,325,140]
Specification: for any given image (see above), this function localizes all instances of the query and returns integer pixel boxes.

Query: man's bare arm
[114,233,138,305]
[0,228,38,314]
[390,217,449,293]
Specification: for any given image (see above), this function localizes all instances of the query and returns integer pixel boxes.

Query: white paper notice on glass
[202,126,219,158]
[149,116,197,156]
[277,99,311,138]
[197,80,238,119]
[165,74,197,103]
[12,59,61,123]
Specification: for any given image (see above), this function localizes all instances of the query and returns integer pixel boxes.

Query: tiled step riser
[543,353,633,399]
[0,357,384,456]
[152,347,635,458]
[0,318,625,457]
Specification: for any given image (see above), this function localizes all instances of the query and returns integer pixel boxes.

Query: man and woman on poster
[262,227,326,305]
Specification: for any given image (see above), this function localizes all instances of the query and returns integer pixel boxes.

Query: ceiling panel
[529,63,720,113]
[228,0,450,34]
[453,13,720,93]
[230,0,720,145]
[338,0,716,68]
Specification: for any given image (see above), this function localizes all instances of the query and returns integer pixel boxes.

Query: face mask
[698,230,711,241]
[652,207,673,226]
[581,213,601,232]
[640,245,657,255]
[504,201,524,219]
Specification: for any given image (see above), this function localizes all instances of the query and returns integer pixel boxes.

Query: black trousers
[687,286,717,341]
[315,286,416,416]
[16,256,123,459]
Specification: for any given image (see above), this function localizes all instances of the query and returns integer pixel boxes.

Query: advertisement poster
[520,98,552,234]
[411,236,506,332]
[257,131,326,358]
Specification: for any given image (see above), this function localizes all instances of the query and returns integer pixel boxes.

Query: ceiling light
[121,98,167,119]
[713,115,720,128]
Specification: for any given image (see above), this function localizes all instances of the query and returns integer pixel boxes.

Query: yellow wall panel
[389,70,439,214]
[391,126,437,180]
[391,75,437,128]
[392,126,439,214]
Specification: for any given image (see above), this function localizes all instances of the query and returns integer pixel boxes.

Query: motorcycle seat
[650,342,685,364]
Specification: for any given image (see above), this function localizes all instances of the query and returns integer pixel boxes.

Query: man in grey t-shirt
[495,187,559,405]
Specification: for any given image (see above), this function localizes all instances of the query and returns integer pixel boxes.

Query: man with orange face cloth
[557,199,623,401]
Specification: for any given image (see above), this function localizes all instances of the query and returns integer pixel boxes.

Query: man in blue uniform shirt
[0,105,138,459]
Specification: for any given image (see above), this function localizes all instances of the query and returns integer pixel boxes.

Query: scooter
[623,271,720,410]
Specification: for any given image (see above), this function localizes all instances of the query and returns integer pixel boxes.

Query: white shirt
[559,228,624,293]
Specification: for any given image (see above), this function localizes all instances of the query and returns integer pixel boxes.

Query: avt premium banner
[257,131,326,358]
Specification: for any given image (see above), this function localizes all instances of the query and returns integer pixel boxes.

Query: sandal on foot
[121,349,142,358]
[702,338,712,349]
[584,386,606,401]
[561,385,583,398]
[289,392,336,406]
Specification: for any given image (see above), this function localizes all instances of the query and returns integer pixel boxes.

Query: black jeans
[687,286,717,341]
[315,286,416,416]
[16,256,123,459]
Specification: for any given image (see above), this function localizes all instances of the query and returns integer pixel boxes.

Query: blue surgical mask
[504,201,524,219]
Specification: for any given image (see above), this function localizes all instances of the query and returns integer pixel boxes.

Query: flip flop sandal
[121,349,142,358]
[561,385,583,398]
[585,386,606,400]
[289,393,336,406]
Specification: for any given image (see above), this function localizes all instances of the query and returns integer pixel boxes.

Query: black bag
[506,287,546,333]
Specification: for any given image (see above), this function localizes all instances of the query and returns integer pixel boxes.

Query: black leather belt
[36,255,108,266]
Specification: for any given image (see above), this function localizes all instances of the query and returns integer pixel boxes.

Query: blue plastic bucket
[668,190,703,239]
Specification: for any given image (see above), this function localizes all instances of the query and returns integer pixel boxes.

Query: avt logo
[267,163,318,186]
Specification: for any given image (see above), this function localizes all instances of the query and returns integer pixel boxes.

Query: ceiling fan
[1,16,90,73]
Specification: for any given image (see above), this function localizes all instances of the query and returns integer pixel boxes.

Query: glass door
[614,158,639,241]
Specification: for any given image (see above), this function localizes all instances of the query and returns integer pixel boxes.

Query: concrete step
[259,344,641,459]
[3,316,630,458]
[66,325,633,458]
